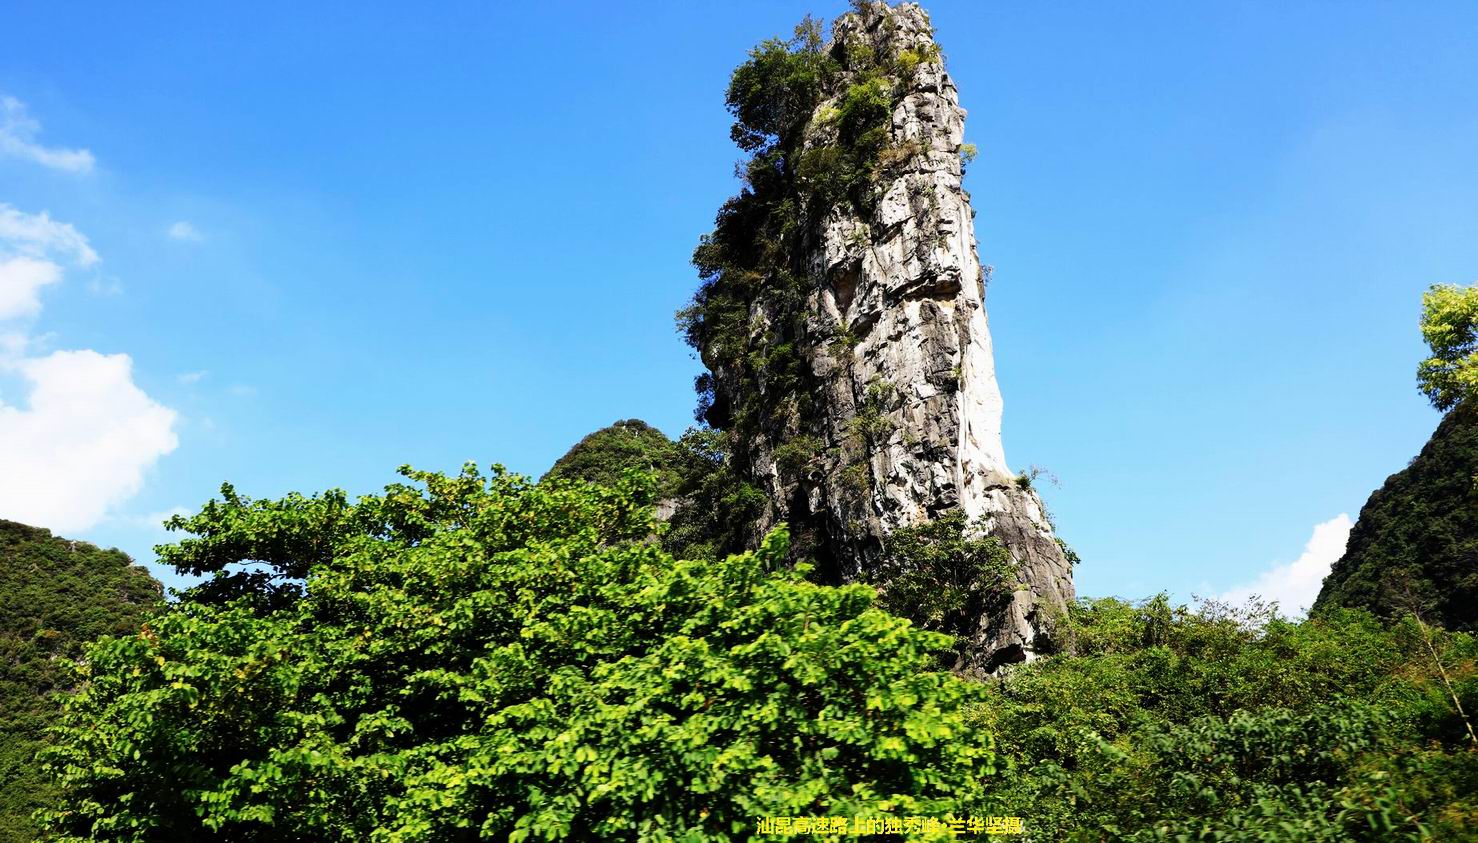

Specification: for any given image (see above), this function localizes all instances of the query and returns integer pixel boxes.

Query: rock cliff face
[690,2,1074,672]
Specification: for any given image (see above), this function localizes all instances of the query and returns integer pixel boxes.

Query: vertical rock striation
[691,2,1074,672]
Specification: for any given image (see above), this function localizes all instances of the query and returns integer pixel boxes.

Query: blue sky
[1,1,1474,608]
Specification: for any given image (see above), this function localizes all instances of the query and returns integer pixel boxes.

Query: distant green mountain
[1315,403,1478,630]
[542,418,683,494]
[0,520,162,842]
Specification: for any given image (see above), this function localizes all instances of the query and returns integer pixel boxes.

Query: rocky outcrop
[696,2,1074,673]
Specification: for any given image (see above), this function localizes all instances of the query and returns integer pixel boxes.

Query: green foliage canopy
[868,512,1015,655]
[1417,282,1478,412]
[41,467,990,841]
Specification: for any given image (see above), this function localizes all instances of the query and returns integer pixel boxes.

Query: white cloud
[0,203,99,265]
[0,349,178,532]
[0,256,62,319]
[0,206,179,532]
[0,205,102,321]
[177,370,207,385]
[167,221,202,242]
[1218,514,1354,616]
[0,95,95,174]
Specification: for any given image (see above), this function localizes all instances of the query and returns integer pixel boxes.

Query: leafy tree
[1417,282,1478,411]
[659,428,769,564]
[0,521,161,843]
[41,467,990,841]
[867,512,1016,661]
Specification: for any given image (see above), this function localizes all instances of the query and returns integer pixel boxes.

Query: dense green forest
[0,521,162,843]
[980,599,1477,840]
[20,472,1478,841]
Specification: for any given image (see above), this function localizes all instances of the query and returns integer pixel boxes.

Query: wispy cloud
[1218,514,1353,616]
[0,203,99,265]
[167,221,202,242]
[85,277,124,297]
[0,95,95,174]
[0,204,100,320]
[227,383,257,398]
[128,506,193,531]
[177,370,208,385]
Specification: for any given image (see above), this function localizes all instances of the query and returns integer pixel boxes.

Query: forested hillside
[1315,402,1478,630]
[0,521,162,842]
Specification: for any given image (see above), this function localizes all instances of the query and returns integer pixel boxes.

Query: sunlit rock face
[712,2,1074,673]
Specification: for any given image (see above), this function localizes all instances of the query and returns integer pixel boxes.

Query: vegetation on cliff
[865,512,1016,662]
[0,521,161,843]
[1416,282,1478,412]
[675,3,1059,670]
[679,2,937,447]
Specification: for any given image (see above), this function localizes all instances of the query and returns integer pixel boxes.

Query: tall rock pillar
[691,1,1075,673]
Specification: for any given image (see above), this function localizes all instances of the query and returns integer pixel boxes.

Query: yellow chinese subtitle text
[754,815,1024,836]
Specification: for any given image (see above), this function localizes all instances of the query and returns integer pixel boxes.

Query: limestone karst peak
[681,0,1074,672]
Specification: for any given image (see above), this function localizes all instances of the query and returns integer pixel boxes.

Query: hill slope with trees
[1314,403,1478,630]
[0,520,162,842]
